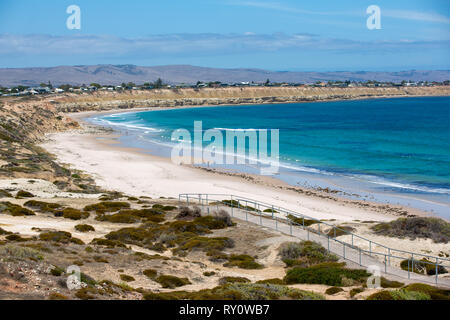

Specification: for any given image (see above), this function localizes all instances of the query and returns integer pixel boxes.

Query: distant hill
[0,64,449,87]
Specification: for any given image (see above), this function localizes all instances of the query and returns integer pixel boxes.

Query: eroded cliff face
[53,86,450,112]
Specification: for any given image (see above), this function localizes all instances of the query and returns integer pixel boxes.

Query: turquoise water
[89,97,450,217]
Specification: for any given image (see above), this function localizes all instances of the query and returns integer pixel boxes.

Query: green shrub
[284,262,370,286]
[380,277,404,288]
[223,254,264,269]
[143,269,158,279]
[75,287,97,300]
[367,289,430,300]
[155,275,191,288]
[75,224,95,232]
[62,208,89,220]
[84,201,131,213]
[50,267,64,276]
[218,277,251,285]
[203,271,216,277]
[0,227,12,235]
[255,278,285,285]
[400,259,447,275]
[144,283,325,301]
[0,201,35,216]
[366,290,394,300]
[279,241,338,267]
[48,293,68,300]
[325,287,344,295]
[403,283,450,300]
[16,190,34,198]
[91,238,126,248]
[371,217,450,243]
[349,287,364,298]
[39,231,84,245]
[24,200,61,212]
[5,234,30,242]
[119,274,135,282]
[0,189,13,198]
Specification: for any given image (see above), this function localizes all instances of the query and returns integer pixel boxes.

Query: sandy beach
[42,109,429,224]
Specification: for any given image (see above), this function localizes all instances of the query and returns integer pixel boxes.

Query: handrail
[179,193,450,286]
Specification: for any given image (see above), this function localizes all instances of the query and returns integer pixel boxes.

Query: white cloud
[229,1,450,24]
[384,10,450,24]
[0,33,447,59]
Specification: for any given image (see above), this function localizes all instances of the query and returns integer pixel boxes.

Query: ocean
[87,96,450,218]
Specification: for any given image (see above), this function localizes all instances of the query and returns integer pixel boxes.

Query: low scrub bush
[371,217,450,243]
[349,287,364,298]
[24,200,62,213]
[16,190,34,198]
[218,277,251,285]
[62,208,89,220]
[39,231,84,245]
[84,201,131,213]
[255,278,285,285]
[223,254,264,269]
[380,277,404,288]
[143,269,158,279]
[144,283,325,300]
[400,259,447,275]
[119,274,135,282]
[367,289,430,300]
[0,201,35,216]
[403,283,450,300]
[284,262,370,286]
[325,287,344,295]
[155,275,191,289]
[279,241,338,267]
[75,224,95,232]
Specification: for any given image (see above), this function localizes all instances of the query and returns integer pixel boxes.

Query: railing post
[271,205,274,218]
[307,227,309,240]
[327,235,330,252]
[408,259,411,279]
[343,243,346,259]
[275,218,278,231]
[384,255,387,273]
[359,248,362,266]
[318,223,321,235]
[369,241,372,256]
[199,194,202,213]
[187,195,189,207]
[230,195,233,217]
[260,210,262,226]
[290,219,292,235]
[334,227,336,238]
[302,217,305,229]
[388,248,391,266]
[351,234,354,247]
[435,258,439,284]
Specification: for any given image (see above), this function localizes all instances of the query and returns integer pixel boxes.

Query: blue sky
[0,0,449,70]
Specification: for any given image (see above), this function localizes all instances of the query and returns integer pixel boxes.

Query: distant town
[1,78,449,97]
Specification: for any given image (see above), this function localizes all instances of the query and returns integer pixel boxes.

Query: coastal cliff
[54,86,450,112]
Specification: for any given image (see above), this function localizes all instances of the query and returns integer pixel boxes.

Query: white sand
[41,130,398,223]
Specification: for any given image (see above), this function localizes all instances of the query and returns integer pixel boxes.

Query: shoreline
[74,98,450,219]
[42,109,437,223]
